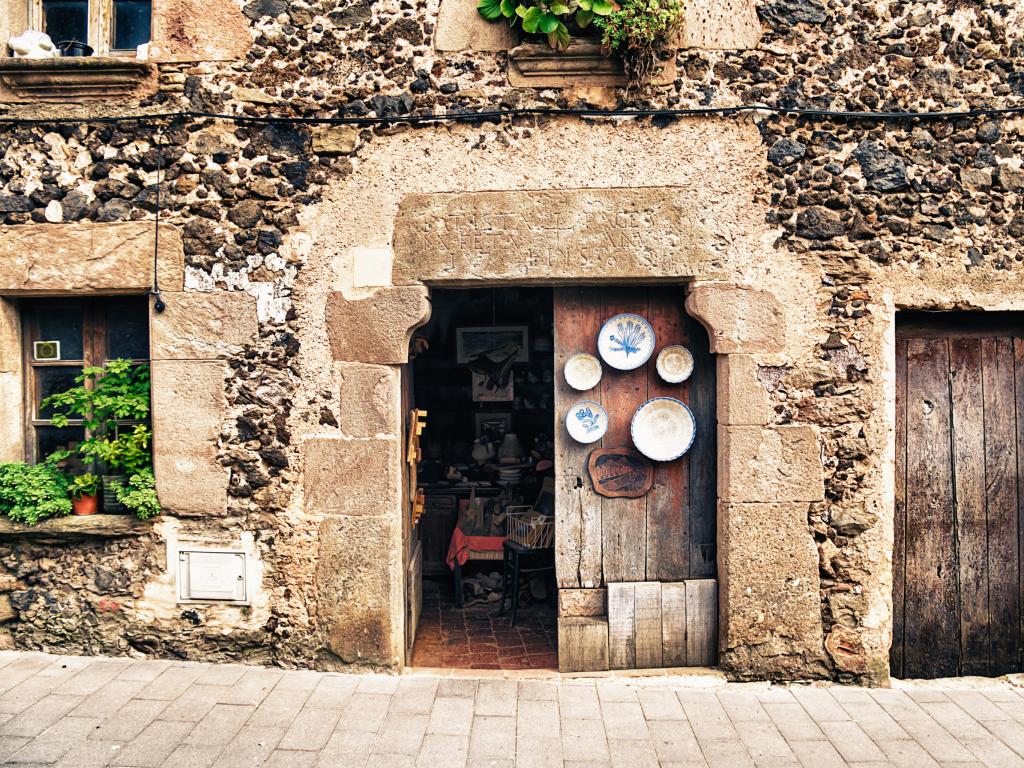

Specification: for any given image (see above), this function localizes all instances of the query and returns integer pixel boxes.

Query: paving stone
[818,720,887,763]
[601,701,649,740]
[682,698,740,741]
[210,723,284,768]
[637,688,685,720]
[135,666,203,701]
[263,750,318,768]
[868,689,932,722]
[416,733,469,768]
[158,743,224,768]
[467,759,516,768]
[476,681,517,717]
[249,688,314,728]
[0,677,66,715]
[115,660,174,683]
[356,676,400,695]
[1,694,85,737]
[0,735,31,762]
[607,738,659,768]
[763,701,826,741]
[470,715,516,760]
[699,740,756,768]
[899,717,977,762]
[57,662,131,696]
[518,681,558,701]
[391,678,439,715]
[516,735,563,768]
[983,718,1024,754]
[274,670,323,692]
[788,739,848,768]
[647,719,704,763]
[372,712,428,755]
[718,691,772,723]
[322,728,376,759]
[918,701,984,740]
[517,700,560,738]
[736,721,798,765]
[561,717,609,762]
[365,754,415,768]
[947,690,1014,722]
[437,679,478,698]
[188,665,248,688]
[0,657,57,699]
[305,675,359,711]
[216,668,282,706]
[88,697,169,742]
[428,696,475,736]
[111,719,196,767]
[596,682,639,704]
[335,693,391,733]
[160,685,231,723]
[183,704,255,746]
[790,687,851,722]
[69,679,149,718]
[557,686,599,720]
[54,738,124,767]
[6,715,102,764]
[876,738,943,768]
[962,736,1024,768]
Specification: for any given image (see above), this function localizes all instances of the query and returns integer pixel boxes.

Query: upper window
[32,0,151,56]
[22,297,149,463]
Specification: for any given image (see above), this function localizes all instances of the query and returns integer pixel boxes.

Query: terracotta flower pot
[73,493,98,516]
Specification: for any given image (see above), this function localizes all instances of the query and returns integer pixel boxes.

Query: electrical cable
[149,127,166,314]
[0,103,1022,127]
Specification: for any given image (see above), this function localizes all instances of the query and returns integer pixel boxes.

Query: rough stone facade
[0,0,1020,685]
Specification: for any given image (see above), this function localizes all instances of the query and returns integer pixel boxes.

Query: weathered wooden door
[893,318,1024,678]
[553,287,717,585]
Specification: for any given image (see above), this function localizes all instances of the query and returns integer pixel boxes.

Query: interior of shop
[408,287,558,671]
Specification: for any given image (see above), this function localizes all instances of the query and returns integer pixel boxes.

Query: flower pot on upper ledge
[507,40,675,88]
[72,493,98,516]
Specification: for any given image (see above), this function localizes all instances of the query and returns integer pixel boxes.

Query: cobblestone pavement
[3,651,1024,768]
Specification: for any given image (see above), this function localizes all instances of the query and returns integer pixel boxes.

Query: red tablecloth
[446,528,505,569]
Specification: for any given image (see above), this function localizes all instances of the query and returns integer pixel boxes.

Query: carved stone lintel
[0,514,153,542]
[507,41,674,88]
[0,57,157,101]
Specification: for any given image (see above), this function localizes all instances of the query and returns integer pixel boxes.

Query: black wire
[0,103,1022,127]
[149,128,166,314]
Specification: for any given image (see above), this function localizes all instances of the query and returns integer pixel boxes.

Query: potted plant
[41,359,152,514]
[0,453,72,525]
[107,468,161,520]
[477,0,615,49]
[68,472,101,516]
[594,0,683,84]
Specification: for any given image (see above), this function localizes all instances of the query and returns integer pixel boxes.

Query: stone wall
[0,0,1020,684]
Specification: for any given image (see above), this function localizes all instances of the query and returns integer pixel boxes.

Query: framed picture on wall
[472,372,514,402]
[456,326,530,364]
[475,412,512,440]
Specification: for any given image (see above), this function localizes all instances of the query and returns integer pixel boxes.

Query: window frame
[28,0,152,57]
[21,296,151,465]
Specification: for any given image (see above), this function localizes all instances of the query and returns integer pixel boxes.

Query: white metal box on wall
[177,548,249,605]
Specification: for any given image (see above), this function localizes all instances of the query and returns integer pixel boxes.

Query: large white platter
[597,313,656,371]
[630,397,696,462]
[565,400,608,444]
[564,352,603,391]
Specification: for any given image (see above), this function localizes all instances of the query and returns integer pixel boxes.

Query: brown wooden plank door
[892,323,1024,679]
[553,287,717,587]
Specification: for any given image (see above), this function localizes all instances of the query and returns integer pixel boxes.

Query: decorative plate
[587,447,654,498]
[656,345,694,384]
[564,352,603,391]
[565,400,608,445]
[597,314,656,371]
[630,397,696,462]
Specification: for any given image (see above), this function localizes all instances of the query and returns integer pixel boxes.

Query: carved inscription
[392,189,716,283]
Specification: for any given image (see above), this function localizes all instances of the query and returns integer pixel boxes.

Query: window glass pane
[106,299,150,360]
[36,366,82,420]
[112,0,151,50]
[42,0,89,45]
[35,304,84,361]
[36,425,86,460]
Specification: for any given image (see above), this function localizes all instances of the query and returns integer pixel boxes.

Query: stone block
[312,126,359,156]
[685,283,785,355]
[151,291,258,360]
[674,0,761,50]
[326,287,430,364]
[717,354,773,426]
[302,437,399,516]
[351,247,393,288]
[719,425,824,502]
[0,223,184,294]
[434,0,517,51]
[0,373,23,463]
[392,189,717,284]
[336,363,399,438]
[718,501,827,677]
[0,298,19,373]
[151,360,228,517]
[316,516,398,666]
[150,0,250,61]
[558,588,607,617]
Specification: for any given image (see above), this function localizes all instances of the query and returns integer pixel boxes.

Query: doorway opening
[407,287,558,671]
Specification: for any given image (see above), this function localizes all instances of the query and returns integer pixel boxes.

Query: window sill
[0,514,154,543]
[507,41,675,88]
[0,57,157,101]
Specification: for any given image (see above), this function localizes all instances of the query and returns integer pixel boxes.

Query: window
[31,0,151,55]
[22,297,149,463]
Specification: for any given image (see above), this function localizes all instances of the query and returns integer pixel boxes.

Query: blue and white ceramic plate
[631,397,695,461]
[566,400,608,444]
[597,313,656,371]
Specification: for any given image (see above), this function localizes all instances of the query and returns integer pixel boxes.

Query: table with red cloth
[447,527,506,608]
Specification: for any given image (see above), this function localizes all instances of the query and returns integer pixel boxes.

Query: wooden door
[553,287,717,587]
[893,317,1024,678]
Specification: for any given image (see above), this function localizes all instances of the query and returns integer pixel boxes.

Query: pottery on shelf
[564,352,602,391]
[566,400,608,444]
[655,345,694,384]
[497,433,524,461]
[630,397,696,461]
[597,313,655,371]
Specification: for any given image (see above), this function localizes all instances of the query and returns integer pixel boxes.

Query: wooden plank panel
[645,288,689,581]
[891,336,908,679]
[982,337,1021,675]
[949,337,989,675]
[554,288,604,589]
[558,617,610,673]
[1016,338,1024,669]
[558,588,606,617]
[601,289,649,583]
[661,582,687,667]
[686,312,717,579]
[608,582,636,670]
[685,579,717,666]
[903,337,959,679]
[634,582,663,669]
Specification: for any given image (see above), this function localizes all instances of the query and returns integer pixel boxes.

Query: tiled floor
[411,578,558,670]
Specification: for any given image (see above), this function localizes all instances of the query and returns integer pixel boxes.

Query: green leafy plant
[0,454,72,525]
[108,469,160,520]
[68,472,101,500]
[595,0,683,82]
[477,0,616,50]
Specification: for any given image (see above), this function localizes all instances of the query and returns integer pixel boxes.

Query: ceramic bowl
[565,400,608,444]
[597,313,656,371]
[564,352,603,391]
[630,397,696,461]
[655,345,694,384]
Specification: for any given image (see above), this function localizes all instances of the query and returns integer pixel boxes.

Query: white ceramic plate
[565,400,608,444]
[656,345,694,384]
[564,352,603,391]
[597,313,656,371]
[631,397,696,461]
